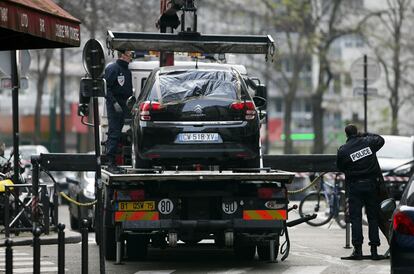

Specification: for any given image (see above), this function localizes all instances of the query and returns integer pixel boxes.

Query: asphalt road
[1,204,391,274]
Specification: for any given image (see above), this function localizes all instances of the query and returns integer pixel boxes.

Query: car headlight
[394,164,413,175]
[83,188,95,200]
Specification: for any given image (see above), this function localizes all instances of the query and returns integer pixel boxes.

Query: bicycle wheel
[335,191,347,229]
[299,192,333,226]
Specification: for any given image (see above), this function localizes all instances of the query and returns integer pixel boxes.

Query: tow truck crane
[85,0,315,264]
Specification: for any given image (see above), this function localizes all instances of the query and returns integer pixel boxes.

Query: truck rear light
[230,101,256,120]
[393,211,414,235]
[139,101,162,121]
[258,187,286,199]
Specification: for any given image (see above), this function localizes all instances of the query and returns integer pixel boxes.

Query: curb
[0,231,82,247]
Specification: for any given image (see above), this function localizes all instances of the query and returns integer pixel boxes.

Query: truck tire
[104,226,116,260]
[257,239,279,261]
[234,243,256,261]
[127,234,149,260]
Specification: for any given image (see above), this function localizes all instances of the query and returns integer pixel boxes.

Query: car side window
[401,177,414,206]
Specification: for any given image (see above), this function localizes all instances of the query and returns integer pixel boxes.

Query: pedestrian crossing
[0,248,59,273]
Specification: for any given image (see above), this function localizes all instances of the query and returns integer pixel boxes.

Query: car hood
[378,158,414,171]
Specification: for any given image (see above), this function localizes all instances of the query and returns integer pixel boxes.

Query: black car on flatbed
[130,65,265,169]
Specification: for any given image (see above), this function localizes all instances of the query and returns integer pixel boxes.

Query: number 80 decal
[158,199,174,215]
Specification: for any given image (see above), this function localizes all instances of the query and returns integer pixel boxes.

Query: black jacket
[336,133,385,181]
[104,59,133,107]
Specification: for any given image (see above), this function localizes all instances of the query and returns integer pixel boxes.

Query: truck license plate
[176,133,221,143]
[117,201,155,211]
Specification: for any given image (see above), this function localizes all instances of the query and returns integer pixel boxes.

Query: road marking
[134,271,175,274]
[281,266,328,274]
[0,261,54,266]
[11,266,59,273]
[0,257,34,262]
[208,268,253,274]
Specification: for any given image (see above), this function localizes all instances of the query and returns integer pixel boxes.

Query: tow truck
[92,0,315,263]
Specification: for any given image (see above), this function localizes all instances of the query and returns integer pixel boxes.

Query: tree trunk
[34,50,54,144]
[311,92,324,154]
[283,96,294,154]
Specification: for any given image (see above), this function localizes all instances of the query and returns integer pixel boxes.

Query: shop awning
[0,0,81,50]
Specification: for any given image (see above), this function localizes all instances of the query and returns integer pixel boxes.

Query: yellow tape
[287,172,326,194]
[59,192,97,207]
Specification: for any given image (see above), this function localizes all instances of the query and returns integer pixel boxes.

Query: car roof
[382,135,414,142]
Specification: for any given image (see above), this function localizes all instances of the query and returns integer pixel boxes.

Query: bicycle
[298,173,346,228]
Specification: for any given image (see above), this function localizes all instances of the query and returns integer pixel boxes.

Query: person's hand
[114,102,123,113]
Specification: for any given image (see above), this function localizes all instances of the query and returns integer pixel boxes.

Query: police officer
[337,124,384,260]
[104,50,133,172]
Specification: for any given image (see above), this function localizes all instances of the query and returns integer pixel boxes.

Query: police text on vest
[350,147,372,162]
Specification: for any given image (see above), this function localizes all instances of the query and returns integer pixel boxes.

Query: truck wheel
[104,226,116,260]
[127,234,149,260]
[257,240,279,261]
[234,243,256,261]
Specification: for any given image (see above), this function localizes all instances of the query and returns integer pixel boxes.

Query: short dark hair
[117,50,125,58]
[345,124,358,137]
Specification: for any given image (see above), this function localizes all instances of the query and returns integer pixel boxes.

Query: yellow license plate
[117,201,155,211]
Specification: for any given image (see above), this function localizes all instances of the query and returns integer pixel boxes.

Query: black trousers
[106,103,126,164]
[347,178,380,247]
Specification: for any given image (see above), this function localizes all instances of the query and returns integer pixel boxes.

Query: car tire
[241,155,260,169]
[126,234,149,260]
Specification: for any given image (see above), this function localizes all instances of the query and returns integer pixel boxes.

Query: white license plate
[176,133,221,143]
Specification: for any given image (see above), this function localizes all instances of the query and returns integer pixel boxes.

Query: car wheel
[241,155,260,169]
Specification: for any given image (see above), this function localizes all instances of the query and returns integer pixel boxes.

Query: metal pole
[81,219,89,274]
[33,226,42,274]
[31,157,40,226]
[5,238,13,274]
[4,188,10,238]
[57,223,65,274]
[344,185,351,249]
[92,96,105,274]
[363,54,368,132]
[60,49,66,152]
[11,50,19,185]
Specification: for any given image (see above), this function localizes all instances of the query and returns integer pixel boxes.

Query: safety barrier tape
[59,192,97,207]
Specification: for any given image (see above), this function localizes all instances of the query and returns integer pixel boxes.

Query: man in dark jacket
[337,124,385,260]
[104,50,133,171]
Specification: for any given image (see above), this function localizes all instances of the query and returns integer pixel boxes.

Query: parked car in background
[382,174,414,274]
[66,171,95,230]
[378,135,414,199]
[131,65,265,169]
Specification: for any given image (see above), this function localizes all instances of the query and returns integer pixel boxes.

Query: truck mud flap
[286,214,317,227]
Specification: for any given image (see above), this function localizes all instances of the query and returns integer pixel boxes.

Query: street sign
[350,56,381,86]
[82,39,105,79]
[80,78,106,97]
[353,87,378,96]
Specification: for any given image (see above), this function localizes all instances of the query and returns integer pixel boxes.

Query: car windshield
[148,70,240,104]
[377,138,413,159]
